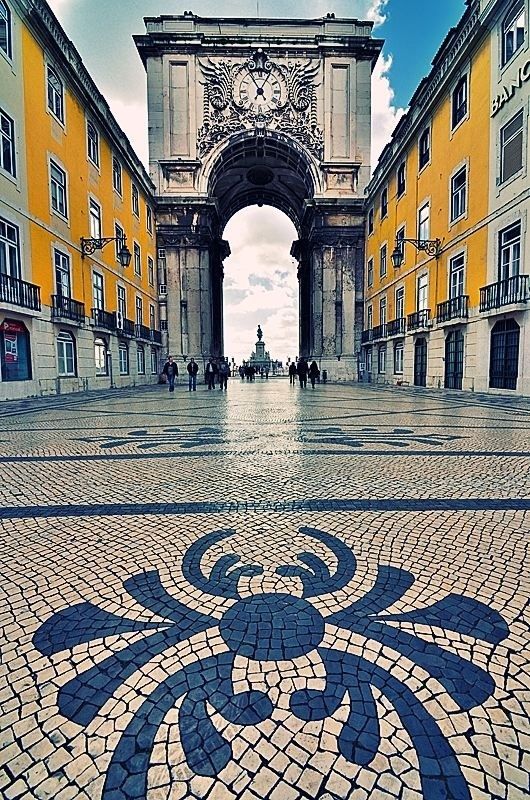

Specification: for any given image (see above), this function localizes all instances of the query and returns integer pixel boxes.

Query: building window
[112,157,122,195]
[500,110,524,183]
[92,271,104,310]
[380,187,388,219]
[94,337,107,376]
[87,120,99,167]
[57,331,76,376]
[452,77,468,129]
[148,256,154,286]
[397,162,406,197]
[378,345,386,374]
[396,226,405,265]
[54,250,71,297]
[135,295,143,325]
[379,296,387,326]
[0,1,12,59]
[115,222,125,260]
[367,258,374,288]
[417,273,428,311]
[365,347,372,374]
[502,1,526,67]
[393,341,404,374]
[133,242,141,276]
[379,244,387,278]
[499,221,521,280]
[368,208,374,234]
[419,128,430,169]
[0,216,21,278]
[489,319,520,390]
[449,253,465,298]
[47,66,64,123]
[89,198,102,240]
[0,109,16,177]
[395,286,404,319]
[146,206,153,233]
[117,284,126,320]
[0,319,31,381]
[450,166,467,221]
[137,345,145,374]
[119,342,129,375]
[418,203,430,243]
[367,305,373,330]
[149,303,156,331]
[50,161,67,218]
[132,184,139,217]
[150,347,158,374]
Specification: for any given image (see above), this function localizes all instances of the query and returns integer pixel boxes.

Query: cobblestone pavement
[1,379,529,800]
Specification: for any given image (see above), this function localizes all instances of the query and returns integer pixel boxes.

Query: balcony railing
[0,273,41,311]
[92,308,116,330]
[479,275,529,312]
[120,318,135,337]
[387,317,405,337]
[407,309,431,331]
[135,323,151,341]
[436,295,469,323]
[372,323,387,341]
[361,329,373,344]
[150,329,162,344]
[51,295,85,324]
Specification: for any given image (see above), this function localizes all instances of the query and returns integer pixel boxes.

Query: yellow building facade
[0,0,161,400]
[363,0,529,395]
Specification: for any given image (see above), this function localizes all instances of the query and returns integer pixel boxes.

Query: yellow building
[363,0,529,395]
[0,0,160,400]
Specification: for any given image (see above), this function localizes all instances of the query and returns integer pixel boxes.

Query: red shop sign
[1,319,26,333]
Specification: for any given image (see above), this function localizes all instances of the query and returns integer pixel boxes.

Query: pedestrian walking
[218,358,229,391]
[309,360,320,389]
[288,362,297,385]
[187,358,199,392]
[205,358,217,390]
[297,357,308,389]
[162,356,179,392]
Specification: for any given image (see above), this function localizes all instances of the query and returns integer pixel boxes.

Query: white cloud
[371,53,405,171]
[366,0,389,26]
[102,93,149,168]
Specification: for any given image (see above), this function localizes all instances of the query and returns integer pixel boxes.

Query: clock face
[234,66,287,114]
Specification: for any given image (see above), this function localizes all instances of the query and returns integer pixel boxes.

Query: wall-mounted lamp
[391,237,441,269]
[81,236,132,267]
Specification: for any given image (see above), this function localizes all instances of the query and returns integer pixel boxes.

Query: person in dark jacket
[205,358,217,390]
[309,360,320,389]
[218,359,229,391]
[297,357,308,389]
[187,358,199,392]
[288,362,297,385]
[162,356,178,392]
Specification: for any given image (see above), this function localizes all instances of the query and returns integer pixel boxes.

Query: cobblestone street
[1,379,529,800]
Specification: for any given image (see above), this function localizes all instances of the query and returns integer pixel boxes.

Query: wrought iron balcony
[121,318,135,337]
[135,323,151,341]
[387,317,405,336]
[407,309,431,331]
[436,295,469,323]
[372,323,387,341]
[150,329,162,344]
[92,308,116,330]
[51,295,85,324]
[361,329,373,344]
[0,273,41,311]
[479,275,529,312]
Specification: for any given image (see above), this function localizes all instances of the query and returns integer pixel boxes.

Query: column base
[316,355,358,382]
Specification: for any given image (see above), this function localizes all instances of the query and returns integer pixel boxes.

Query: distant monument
[248,325,271,372]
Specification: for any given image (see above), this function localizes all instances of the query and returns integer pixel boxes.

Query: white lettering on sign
[492,59,530,117]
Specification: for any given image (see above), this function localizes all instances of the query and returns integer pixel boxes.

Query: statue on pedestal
[257,324,263,342]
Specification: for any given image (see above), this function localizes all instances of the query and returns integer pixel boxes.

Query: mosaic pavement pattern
[0,380,529,800]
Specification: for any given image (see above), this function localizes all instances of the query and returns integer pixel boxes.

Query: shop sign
[492,59,530,117]
[0,319,26,333]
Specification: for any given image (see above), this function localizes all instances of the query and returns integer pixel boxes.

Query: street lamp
[391,237,441,269]
[81,235,132,267]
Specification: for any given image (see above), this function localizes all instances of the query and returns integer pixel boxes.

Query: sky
[47,0,467,364]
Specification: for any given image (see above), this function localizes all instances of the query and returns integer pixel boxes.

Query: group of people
[238,364,269,381]
[288,358,321,389]
[162,356,230,393]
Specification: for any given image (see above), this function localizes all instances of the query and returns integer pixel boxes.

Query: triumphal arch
[135,14,382,378]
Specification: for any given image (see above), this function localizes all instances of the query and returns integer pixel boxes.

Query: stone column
[291,239,312,359]
[210,239,230,358]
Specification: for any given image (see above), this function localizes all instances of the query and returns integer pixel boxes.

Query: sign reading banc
[491,59,530,117]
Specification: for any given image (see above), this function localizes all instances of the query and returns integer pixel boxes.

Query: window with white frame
[502,1,526,67]
[87,120,99,166]
[499,221,521,280]
[148,256,154,286]
[137,345,145,374]
[368,208,374,234]
[135,295,143,325]
[92,271,104,310]
[450,166,467,222]
[418,203,430,243]
[367,257,374,288]
[378,345,386,374]
[0,109,15,177]
[112,156,122,195]
[394,341,404,374]
[0,1,12,58]
[367,305,373,330]
[396,225,405,265]
[119,342,129,375]
[132,184,139,217]
[379,244,387,278]
[89,198,101,239]
[417,273,428,311]
[0,216,20,278]
[150,347,158,374]
[449,253,465,298]
[115,222,125,260]
[380,187,388,219]
[133,242,141,276]
[50,161,67,218]
[365,347,372,373]
[395,286,404,320]
[117,285,126,319]
[397,161,406,196]
[94,337,107,376]
[451,76,468,129]
[149,303,156,331]
[379,296,387,326]
[146,206,153,233]
[54,250,71,297]
[47,66,64,122]
[419,127,430,169]
[57,331,76,376]
[500,110,524,183]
